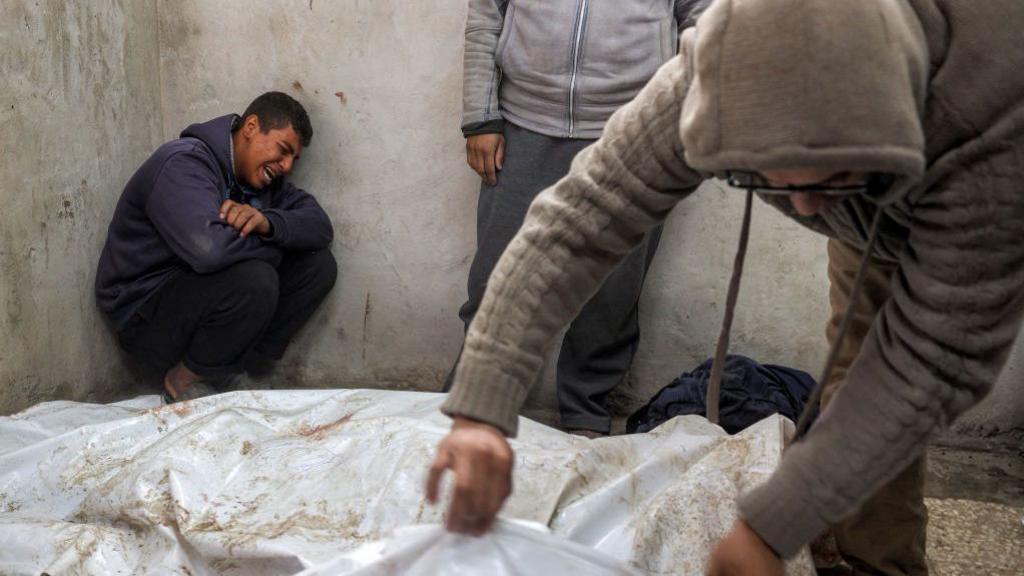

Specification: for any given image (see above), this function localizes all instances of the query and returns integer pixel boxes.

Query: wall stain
[57,198,74,220]
[361,292,371,363]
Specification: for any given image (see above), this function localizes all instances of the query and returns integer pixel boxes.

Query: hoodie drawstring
[706,190,754,424]
[704,194,885,444]
[793,208,884,440]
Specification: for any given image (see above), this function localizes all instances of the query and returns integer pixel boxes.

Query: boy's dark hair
[241,91,313,147]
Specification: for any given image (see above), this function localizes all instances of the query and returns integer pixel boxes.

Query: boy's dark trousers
[117,250,337,380]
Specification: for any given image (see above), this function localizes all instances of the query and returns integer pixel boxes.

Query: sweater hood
[180,114,238,184]
[679,0,930,205]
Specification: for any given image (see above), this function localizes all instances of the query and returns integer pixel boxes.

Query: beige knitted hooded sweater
[443,0,1024,557]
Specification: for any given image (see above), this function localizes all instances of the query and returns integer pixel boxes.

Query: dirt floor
[815,437,1023,575]
[922,437,1024,575]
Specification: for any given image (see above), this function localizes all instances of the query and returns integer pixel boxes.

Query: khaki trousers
[823,239,929,576]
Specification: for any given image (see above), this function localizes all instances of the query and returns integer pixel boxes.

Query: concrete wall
[0,0,163,413]
[1,0,1018,436]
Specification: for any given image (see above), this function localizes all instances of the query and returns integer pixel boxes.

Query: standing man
[427,1,1024,575]
[96,92,337,402]
[450,0,708,437]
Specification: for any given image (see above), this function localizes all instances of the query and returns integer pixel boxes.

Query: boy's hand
[219,199,271,237]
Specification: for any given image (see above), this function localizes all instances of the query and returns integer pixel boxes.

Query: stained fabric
[0,389,815,575]
[627,355,815,435]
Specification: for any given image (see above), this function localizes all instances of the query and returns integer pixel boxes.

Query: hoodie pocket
[494,2,577,79]
[575,1,675,112]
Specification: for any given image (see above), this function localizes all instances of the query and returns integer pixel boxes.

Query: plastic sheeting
[0,389,814,575]
[297,520,639,576]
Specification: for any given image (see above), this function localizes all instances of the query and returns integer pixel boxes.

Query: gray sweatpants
[446,122,662,433]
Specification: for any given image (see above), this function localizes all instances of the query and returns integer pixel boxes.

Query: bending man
[427,1,1024,575]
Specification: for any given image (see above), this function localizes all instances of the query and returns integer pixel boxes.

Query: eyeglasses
[722,171,894,197]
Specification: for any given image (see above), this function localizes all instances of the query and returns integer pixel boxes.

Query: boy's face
[234,115,303,189]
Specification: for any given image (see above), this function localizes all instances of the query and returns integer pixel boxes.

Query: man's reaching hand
[426,416,513,535]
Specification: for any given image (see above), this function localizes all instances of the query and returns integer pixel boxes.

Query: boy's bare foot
[162,361,217,403]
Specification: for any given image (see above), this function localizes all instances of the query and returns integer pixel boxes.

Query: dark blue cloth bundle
[627,354,816,435]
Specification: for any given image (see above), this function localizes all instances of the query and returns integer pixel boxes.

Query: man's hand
[706,520,784,576]
[219,200,271,237]
[466,133,505,186]
[425,416,513,535]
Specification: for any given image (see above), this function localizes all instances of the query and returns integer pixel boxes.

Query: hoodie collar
[179,114,263,205]
[226,116,262,203]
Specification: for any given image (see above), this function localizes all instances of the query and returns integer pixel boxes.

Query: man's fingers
[452,452,495,535]
[475,149,489,180]
[495,136,505,171]
[467,142,483,177]
[479,452,509,532]
[463,447,506,536]
[465,140,475,171]
[483,153,497,186]
[473,150,487,178]
[425,449,450,504]
[448,474,476,533]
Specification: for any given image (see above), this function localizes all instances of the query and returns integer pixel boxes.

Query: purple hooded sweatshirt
[95,114,334,330]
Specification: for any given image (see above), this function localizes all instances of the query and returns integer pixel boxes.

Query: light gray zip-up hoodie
[444,0,1024,559]
[462,0,707,138]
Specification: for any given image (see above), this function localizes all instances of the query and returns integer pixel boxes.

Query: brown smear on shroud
[295,412,355,441]
[187,507,369,556]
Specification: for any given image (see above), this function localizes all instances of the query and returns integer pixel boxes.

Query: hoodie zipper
[568,0,588,138]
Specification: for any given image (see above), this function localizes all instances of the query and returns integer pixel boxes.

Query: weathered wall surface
[2,0,1018,436]
[156,0,479,398]
[0,0,163,413]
